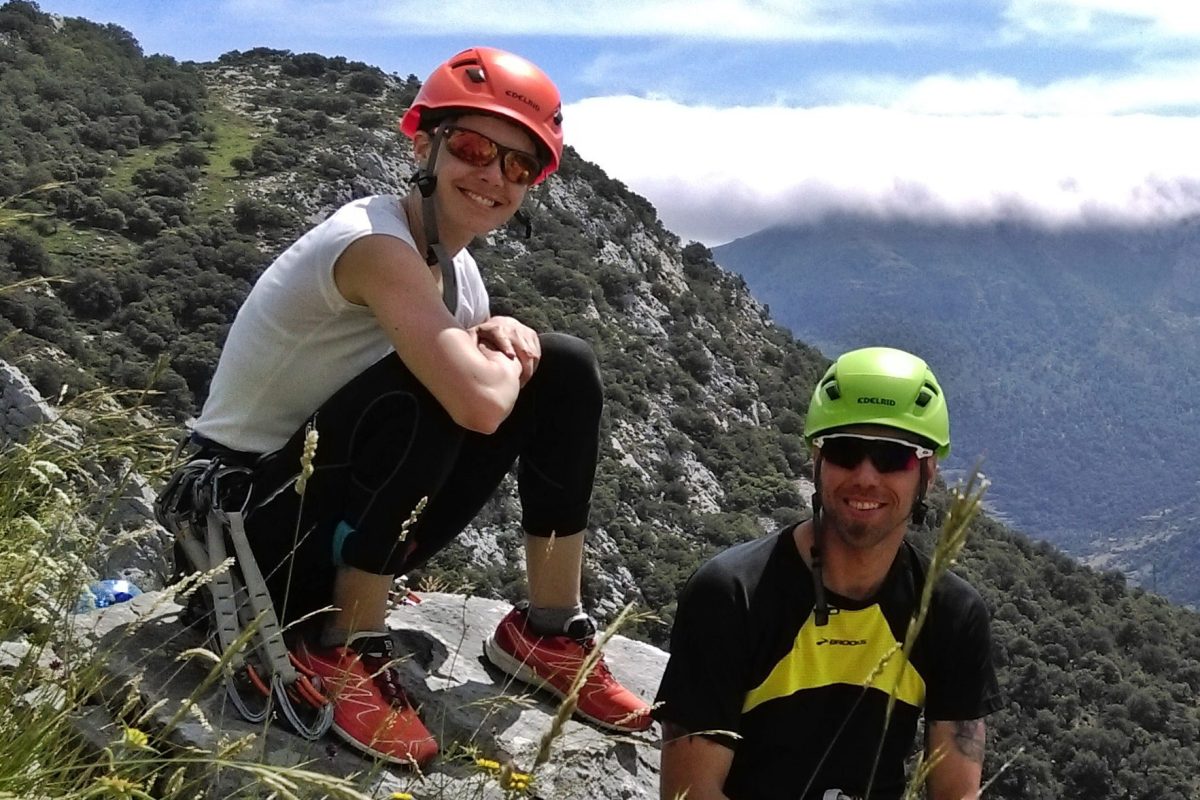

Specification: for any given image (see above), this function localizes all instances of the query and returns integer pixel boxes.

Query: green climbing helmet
[803,346,951,458]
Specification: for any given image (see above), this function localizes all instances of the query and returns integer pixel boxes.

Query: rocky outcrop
[2,334,664,791]
[73,591,666,799]
[0,358,171,590]
[1,357,75,446]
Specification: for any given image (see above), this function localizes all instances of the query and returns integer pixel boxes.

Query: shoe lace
[349,634,414,708]
[568,634,616,682]
[589,652,616,682]
[361,656,412,706]
[556,613,616,682]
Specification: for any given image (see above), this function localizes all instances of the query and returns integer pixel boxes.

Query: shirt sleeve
[455,250,490,327]
[653,559,750,746]
[924,580,1003,721]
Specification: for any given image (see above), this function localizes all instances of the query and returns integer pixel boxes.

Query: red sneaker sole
[329,720,437,767]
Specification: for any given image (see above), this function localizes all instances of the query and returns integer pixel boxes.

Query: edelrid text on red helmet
[400,46,563,184]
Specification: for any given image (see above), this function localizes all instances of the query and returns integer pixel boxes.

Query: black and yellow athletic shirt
[655,526,1001,800]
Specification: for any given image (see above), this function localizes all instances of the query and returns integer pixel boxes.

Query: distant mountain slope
[714,216,1200,604]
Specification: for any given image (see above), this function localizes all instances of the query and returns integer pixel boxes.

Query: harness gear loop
[155,454,333,740]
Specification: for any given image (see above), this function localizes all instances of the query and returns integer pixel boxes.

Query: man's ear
[923,458,939,490]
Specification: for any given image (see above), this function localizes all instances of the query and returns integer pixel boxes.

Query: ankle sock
[320,627,387,649]
[526,603,586,636]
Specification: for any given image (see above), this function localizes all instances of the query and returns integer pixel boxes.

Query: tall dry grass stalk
[529,601,637,773]
[867,466,993,799]
[0,379,639,799]
[0,384,383,799]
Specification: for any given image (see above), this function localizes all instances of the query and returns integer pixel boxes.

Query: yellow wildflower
[500,763,533,793]
[93,775,152,799]
[121,726,153,751]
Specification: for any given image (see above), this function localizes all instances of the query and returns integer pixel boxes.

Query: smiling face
[815,424,935,553]
[413,113,536,243]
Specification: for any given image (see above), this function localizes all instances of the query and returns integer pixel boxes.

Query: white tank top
[194,194,490,453]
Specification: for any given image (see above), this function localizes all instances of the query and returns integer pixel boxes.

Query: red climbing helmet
[399,46,564,184]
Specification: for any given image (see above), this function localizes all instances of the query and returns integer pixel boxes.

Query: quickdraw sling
[155,454,333,739]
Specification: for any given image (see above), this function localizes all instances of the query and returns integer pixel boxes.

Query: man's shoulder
[899,542,991,637]
[936,577,991,649]
[902,540,985,603]
[684,527,797,604]
[936,567,986,603]
[700,527,789,576]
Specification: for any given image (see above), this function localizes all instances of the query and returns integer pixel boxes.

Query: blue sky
[31,0,1200,244]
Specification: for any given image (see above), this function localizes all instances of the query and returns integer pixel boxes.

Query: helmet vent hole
[916,385,937,407]
[823,381,841,401]
[465,67,486,83]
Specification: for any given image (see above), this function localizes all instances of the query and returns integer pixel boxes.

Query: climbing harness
[155,452,333,739]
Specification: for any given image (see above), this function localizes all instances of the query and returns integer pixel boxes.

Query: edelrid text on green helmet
[803,346,950,458]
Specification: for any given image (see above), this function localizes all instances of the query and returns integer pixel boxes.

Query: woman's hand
[474,316,541,385]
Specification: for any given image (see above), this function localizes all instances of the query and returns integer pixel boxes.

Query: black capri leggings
[224,332,602,625]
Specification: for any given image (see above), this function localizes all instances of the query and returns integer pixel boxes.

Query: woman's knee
[538,333,602,409]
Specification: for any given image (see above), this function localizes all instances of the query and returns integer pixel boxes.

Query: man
[656,346,1001,800]
[167,47,650,767]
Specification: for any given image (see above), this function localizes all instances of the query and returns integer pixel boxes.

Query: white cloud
[1003,0,1200,40]
[212,0,1200,46]
[827,60,1200,115]
[121,0,1200,247]
[218,0,937,41]
[565,95,1200,245]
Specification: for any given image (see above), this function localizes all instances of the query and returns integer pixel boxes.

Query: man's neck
[792,519,905,601]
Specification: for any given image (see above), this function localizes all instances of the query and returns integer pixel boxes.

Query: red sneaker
[294,633,437,766]
[483,605,652,732]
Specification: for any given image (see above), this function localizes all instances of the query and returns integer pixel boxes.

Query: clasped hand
[474,316,540,386]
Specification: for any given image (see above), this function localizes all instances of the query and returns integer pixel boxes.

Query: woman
[184,46,650,765]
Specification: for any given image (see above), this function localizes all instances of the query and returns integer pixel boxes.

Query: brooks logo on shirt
[816,638,867,646]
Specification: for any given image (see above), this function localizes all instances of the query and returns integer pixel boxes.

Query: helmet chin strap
[412,127,458,315]
[912,460,930,526]
[810,457,831,627]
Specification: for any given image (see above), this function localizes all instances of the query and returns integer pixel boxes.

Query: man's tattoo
[951,719,986,764]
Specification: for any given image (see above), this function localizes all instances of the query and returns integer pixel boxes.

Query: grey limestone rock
[71,590,666,799]
[0,358,75,446]
[0,358,172,589]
